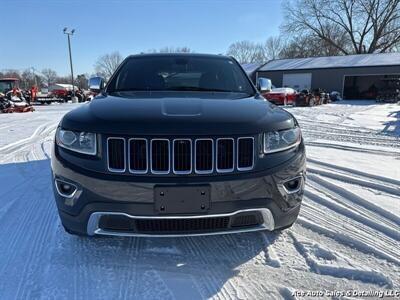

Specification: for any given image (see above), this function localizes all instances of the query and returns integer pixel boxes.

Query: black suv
[51,53,306,237]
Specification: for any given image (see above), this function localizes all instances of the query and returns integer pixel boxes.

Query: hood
[61,93,295,135]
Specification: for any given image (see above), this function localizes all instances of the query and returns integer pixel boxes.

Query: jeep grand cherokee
[51,53,306,237]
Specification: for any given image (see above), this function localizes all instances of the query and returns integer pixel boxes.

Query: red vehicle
[263,88,297,105]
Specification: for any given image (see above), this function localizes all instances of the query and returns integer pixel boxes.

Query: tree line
[227,0,400,63]
[0,68,89,91]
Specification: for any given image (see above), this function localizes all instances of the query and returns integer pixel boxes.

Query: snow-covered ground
[0,101,399,299]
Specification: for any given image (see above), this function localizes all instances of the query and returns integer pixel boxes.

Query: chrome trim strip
[172,139,192,174]
[54,179,78,199]
[237,137,255,171]
[216,138,235,173]
[87,208,275,237]
[128,138,148,174]
[194,138,214,174]
[150,139,171,174]
[106,137,126,173]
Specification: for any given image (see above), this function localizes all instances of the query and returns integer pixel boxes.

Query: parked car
[51,53,306,237]
[263,87,297,105]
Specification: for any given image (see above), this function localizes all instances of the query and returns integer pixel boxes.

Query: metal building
[255,53,400,99]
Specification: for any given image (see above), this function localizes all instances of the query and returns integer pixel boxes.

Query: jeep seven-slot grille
[237,138,254,170]
[106,136,254,175]
[195,139,213,173]
[129,139,147,173]
[107,138,125,171]
[173,140,191,173]
[217,138,234,171]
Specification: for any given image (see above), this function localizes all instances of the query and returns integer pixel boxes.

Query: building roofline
[257,64,400,73]
[259,52,400,71]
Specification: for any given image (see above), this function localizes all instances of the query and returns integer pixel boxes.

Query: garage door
[282,73,312,90]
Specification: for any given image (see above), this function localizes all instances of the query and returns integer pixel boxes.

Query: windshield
[0,81,13,94]
[107,55,255,95]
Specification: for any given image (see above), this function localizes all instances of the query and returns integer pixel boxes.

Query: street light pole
[63,27,76,102]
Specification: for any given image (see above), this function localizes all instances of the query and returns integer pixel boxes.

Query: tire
[63,225,86,236]
[274,222,295,232]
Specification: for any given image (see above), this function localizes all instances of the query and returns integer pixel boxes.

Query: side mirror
[88,77,105,92]
[257,77,272,93]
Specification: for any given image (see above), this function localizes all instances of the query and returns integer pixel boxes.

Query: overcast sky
[0,0,283,76]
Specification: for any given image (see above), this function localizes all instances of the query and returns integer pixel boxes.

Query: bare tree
[76,74,88,89]
[226,40,267,63]
[282,0,400,54]
[94,51,123,80]
[264,36,284,60]
[41,68,58,87]
[280,32,346,58]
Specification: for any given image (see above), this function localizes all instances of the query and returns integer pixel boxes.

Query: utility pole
[31,67,38,87]
[63,27,77,102]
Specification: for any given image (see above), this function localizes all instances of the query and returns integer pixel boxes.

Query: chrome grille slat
[107,138,126,172]
[128,138,148,174]
[173,139,192,174]
[237,137,254,171]
[151,139,170,174]
[107,136,254,174]
[216,138,234,173]
[195,139,213,174]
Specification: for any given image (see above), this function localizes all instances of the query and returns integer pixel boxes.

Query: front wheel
[63,225,86,236]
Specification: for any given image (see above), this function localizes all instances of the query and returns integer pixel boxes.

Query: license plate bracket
[154,185,211,214]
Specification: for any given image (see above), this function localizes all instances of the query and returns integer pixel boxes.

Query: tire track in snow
[0,122,57,163]
[307,158,400,187]
[289,232,392,287]
[299,202,400,265]
[304,187,399,241]
[307,168,400,198]
[305,142,400,156]
[307,174,400,226]
[183,236,238,300]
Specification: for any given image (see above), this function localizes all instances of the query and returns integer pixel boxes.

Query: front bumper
[51,142,306,236]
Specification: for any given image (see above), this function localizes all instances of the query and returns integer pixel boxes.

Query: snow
[0,100,399,299]
[258,52,400,71]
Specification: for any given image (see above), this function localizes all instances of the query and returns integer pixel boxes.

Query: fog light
[55,179,77,198]
[282,176,303,194]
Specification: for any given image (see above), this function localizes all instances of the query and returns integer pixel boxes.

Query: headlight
[56,128,97,155]
[264,127,301,154]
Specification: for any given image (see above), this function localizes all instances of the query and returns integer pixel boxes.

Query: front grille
[129,139,148,173]
[237,137,254,170]
[217,138,234,172]
[173,139,192,174]
[195,139,213,173]
[151,139,170,173]
[97,212,264,234]
[135,217,230,233]
[107,136,254,175]
[107,138,125,172]
[230,212,262,227]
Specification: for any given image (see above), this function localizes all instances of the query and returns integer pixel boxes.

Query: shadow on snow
[0,159,280,299]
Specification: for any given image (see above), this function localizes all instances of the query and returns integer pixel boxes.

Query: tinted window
[107,56,254,95]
